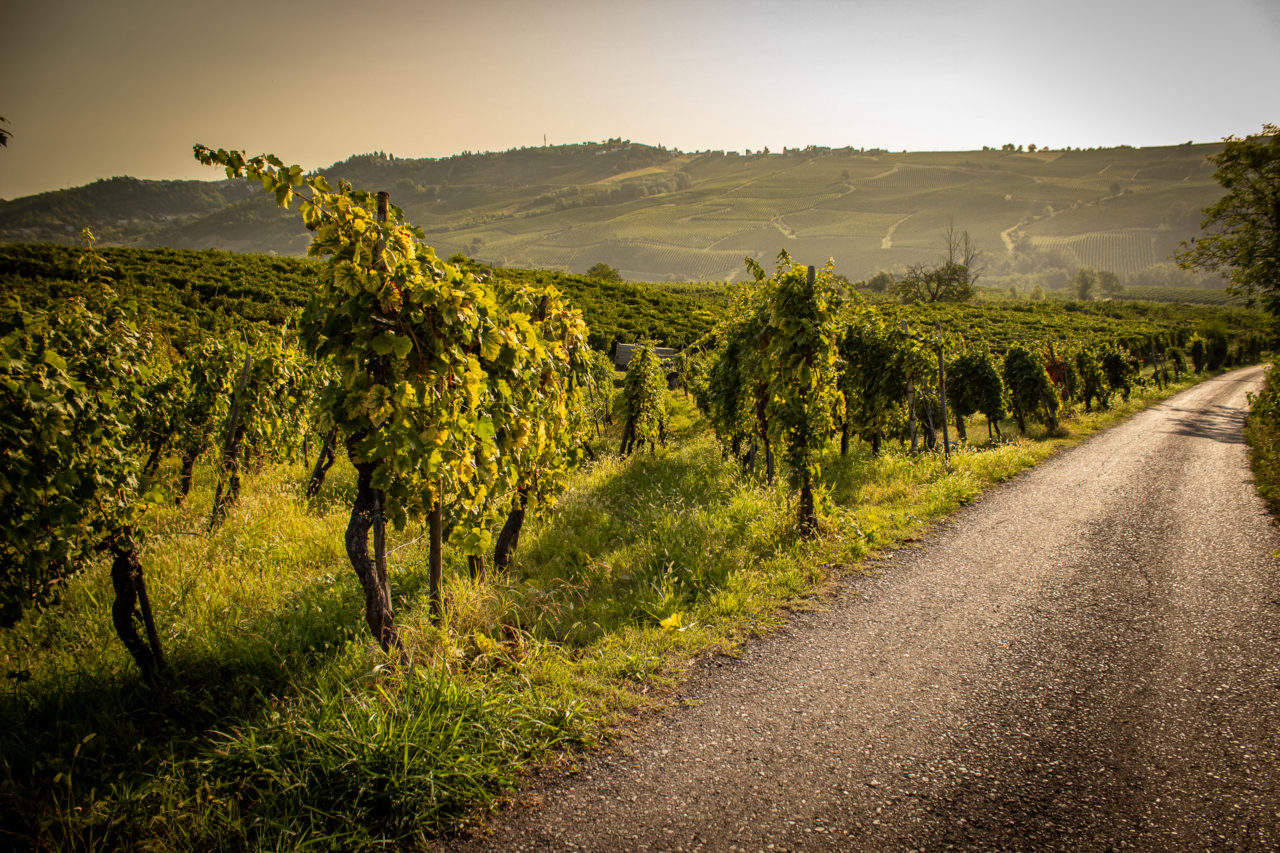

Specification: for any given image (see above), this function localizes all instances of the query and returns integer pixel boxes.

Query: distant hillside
[0,140,1228,287]
[0,176,258,245]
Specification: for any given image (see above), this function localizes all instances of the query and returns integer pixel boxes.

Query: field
[0,243,716,355]
[0,141,1228,285]
[0,241,1269,850]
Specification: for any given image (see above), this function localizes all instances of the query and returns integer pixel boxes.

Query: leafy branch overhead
[1177,124,1280,315]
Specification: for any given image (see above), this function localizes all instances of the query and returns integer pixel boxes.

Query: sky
[2,0,1278,200]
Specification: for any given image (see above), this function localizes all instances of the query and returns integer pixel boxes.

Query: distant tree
[867,270,894,293]
[895,226,982,303]
[1073,266,1097,300]
[1177,125,1280,314]
[1030,283,1046,302]
[1097,270,1122,298]
[586,262,623,283]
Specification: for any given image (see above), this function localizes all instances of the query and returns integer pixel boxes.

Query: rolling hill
[0,140,1227,285]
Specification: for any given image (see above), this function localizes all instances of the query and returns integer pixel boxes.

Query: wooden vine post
[796,265,818,535]
[936,322,950,460]
[901,321,950,460]
[209,347,253,528]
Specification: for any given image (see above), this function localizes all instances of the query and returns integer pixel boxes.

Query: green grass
[1119,285,1246,306]
[1245,360,1280,517]
[0,370,1222,851]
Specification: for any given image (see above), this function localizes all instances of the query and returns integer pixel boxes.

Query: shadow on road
[1160,403,1247,445]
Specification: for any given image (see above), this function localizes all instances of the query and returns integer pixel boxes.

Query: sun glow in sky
[2,0,1278,199]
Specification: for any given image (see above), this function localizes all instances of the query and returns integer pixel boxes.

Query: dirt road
[453,366,1280,851]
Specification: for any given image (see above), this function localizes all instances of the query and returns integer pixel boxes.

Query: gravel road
[450,366,1280,852]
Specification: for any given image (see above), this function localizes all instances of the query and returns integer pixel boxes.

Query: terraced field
[1,140,1227,283]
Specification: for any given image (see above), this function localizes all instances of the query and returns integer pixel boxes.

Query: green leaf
[480,331,502,362]
[475,415,495,444]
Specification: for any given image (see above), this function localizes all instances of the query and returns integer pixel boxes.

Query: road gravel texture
[449,366,1280,852]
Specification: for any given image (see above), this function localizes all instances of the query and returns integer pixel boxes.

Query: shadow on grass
[0,562,377,850]
[509,435,780,648]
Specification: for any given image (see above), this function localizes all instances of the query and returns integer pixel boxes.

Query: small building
[612,342,677,371]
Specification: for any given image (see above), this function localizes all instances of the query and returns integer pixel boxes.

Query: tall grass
[1,374,1205,851]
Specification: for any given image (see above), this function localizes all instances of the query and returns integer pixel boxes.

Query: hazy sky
[2,0,1278,199]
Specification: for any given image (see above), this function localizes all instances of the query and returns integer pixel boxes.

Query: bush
[1245,361,1280,516]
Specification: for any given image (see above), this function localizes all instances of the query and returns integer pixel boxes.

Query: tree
[866,270,894,293]
[1177,125,1280,314]
[1073,266,1097,301]
[697,299,767,475]
[586,262,623,283]
[894,226,982,303]
[488,282,595,573]
[1097,270,1123,298]
[1201,322,1230,370]
[699,252,840,534]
